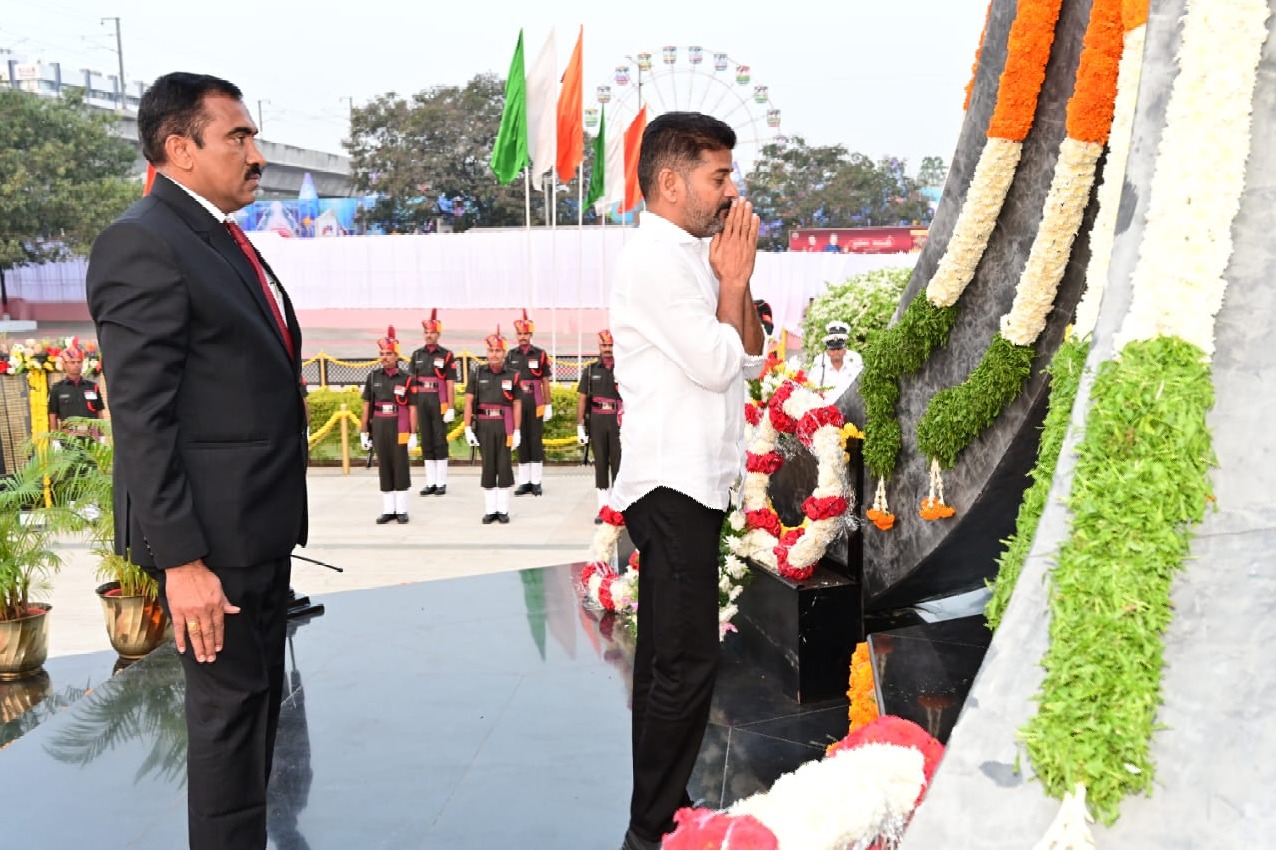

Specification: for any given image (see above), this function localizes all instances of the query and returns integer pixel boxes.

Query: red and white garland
[581,508,748,640]
[731,379,856,581]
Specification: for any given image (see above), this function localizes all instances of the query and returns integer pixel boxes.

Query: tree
[0,89,137,302]
[745,137,943,250]
[917,156,948,188]
[346,74,600,233]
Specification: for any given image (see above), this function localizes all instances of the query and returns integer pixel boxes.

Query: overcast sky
[3,0,987,174]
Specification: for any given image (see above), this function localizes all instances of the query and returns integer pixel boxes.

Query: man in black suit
[86,72,307,850]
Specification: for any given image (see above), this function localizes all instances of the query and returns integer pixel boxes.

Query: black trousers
[589,413,621,489]
[371,416,410,492]
[159,558,291,850]
[415,396,449,461]
[477,418,514,488]
[516,401,545,464]
[624,487,724,843]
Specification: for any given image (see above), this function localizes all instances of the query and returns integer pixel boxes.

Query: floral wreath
[730,378,860,582]
[582,507,749,641]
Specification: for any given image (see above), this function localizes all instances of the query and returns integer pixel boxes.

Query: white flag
[526,30,557,192]
[600,113,626,212]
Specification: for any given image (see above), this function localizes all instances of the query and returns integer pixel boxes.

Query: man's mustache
[246,165,264,180]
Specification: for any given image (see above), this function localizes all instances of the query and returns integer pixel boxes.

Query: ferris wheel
[584,45,785,177]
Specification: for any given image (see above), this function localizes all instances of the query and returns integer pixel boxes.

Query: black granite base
[868,614,992,744]
[0,563,848,849]
[733,558,864,704]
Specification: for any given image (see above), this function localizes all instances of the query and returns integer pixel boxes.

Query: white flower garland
[1113,0,1269,359]
[582,513,750,641]
[727,743,925,849]
[731,380,855,581]
[925,137,1024,308]
[1074,23,1147,338]
[1000,138,1104,346]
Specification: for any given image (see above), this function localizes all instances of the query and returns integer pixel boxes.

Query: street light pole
[100,16,126,110]
[257,99,269,133]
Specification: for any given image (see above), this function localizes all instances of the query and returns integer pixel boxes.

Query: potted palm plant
[42,420,170,660]
[0,454,62,681]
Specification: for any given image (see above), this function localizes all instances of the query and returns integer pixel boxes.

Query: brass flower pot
[0,604,51,682]
[96,583,169,660]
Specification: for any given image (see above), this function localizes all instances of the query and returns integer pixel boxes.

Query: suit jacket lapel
[150,177,296,366]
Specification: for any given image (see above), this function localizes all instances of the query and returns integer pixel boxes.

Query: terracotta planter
[96,583,170,660]
[0,604,51,681]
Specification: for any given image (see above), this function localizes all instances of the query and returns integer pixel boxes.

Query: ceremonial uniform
[578,350,622,512]
[409,343,457,456]
[465,327,523,523]
[409,309,457,496]
[468,365,519,490]
[507,309,552,495]
[361,327,416,523]
[363,366,412,494]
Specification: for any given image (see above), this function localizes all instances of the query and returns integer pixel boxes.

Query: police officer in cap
[408,308,458,496]
[577,329,622,523]
[47,338,105,444]
[360,327,418,523]
[464,327,522,523]
[505,308,552,496]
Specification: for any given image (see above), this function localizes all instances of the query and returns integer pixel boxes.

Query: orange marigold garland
[986,0,1066,141]
[1065,0,1125,144]
[846,641,880,733]
[867,479,896,531]
[963,0,993,112]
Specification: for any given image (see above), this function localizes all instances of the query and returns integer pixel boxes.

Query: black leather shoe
[397,513,409,524]
[620,828,661,850]
[375,513,395,524]
[532,483,543,496]
[434,485,446,496]
[514,483,533,496]
[419,485,437,496]
[497,513,510,524]
[481,513,498,524]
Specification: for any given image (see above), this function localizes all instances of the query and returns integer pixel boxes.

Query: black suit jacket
[87,174,308,570]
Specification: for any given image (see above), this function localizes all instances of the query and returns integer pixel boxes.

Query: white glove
[407,433,418,451]
[542,404,553,422]
[577,424,588,446]
[465,427,479,448]
[51,439,62,451]
[360,432,372,451]
[443,407,456,424]
[512,429,522,450]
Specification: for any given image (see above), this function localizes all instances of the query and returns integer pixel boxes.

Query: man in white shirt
[810,320,863,403]
[610,112,764,850]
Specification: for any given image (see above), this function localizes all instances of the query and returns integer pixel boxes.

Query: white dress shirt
[163,174,286,316]
[610,211,764,512]
[810,350,863,402]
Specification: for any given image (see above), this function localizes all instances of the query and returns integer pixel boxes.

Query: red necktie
[225,220,295,360]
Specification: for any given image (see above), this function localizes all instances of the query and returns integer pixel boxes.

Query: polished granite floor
[0,563,850,850]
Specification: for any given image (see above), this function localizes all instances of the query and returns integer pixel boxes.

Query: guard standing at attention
[464,327,523,524]
[576,329,622,523]
[360,327,418,524]
[408,308,458,496]
[505,308,552,496]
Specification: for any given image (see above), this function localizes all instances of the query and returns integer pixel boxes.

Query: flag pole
[524,167,534,312]
[550,172,558,371]
[577,161,584,370]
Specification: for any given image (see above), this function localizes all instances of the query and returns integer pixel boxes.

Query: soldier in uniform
[576,329,622,523]
[408,308,458,496]
[464,327,523,524]
[47,338,105,443]
[504,308,552,496]
[359,327,418,524]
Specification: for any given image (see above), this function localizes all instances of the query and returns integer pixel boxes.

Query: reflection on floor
[0,563,849,850]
